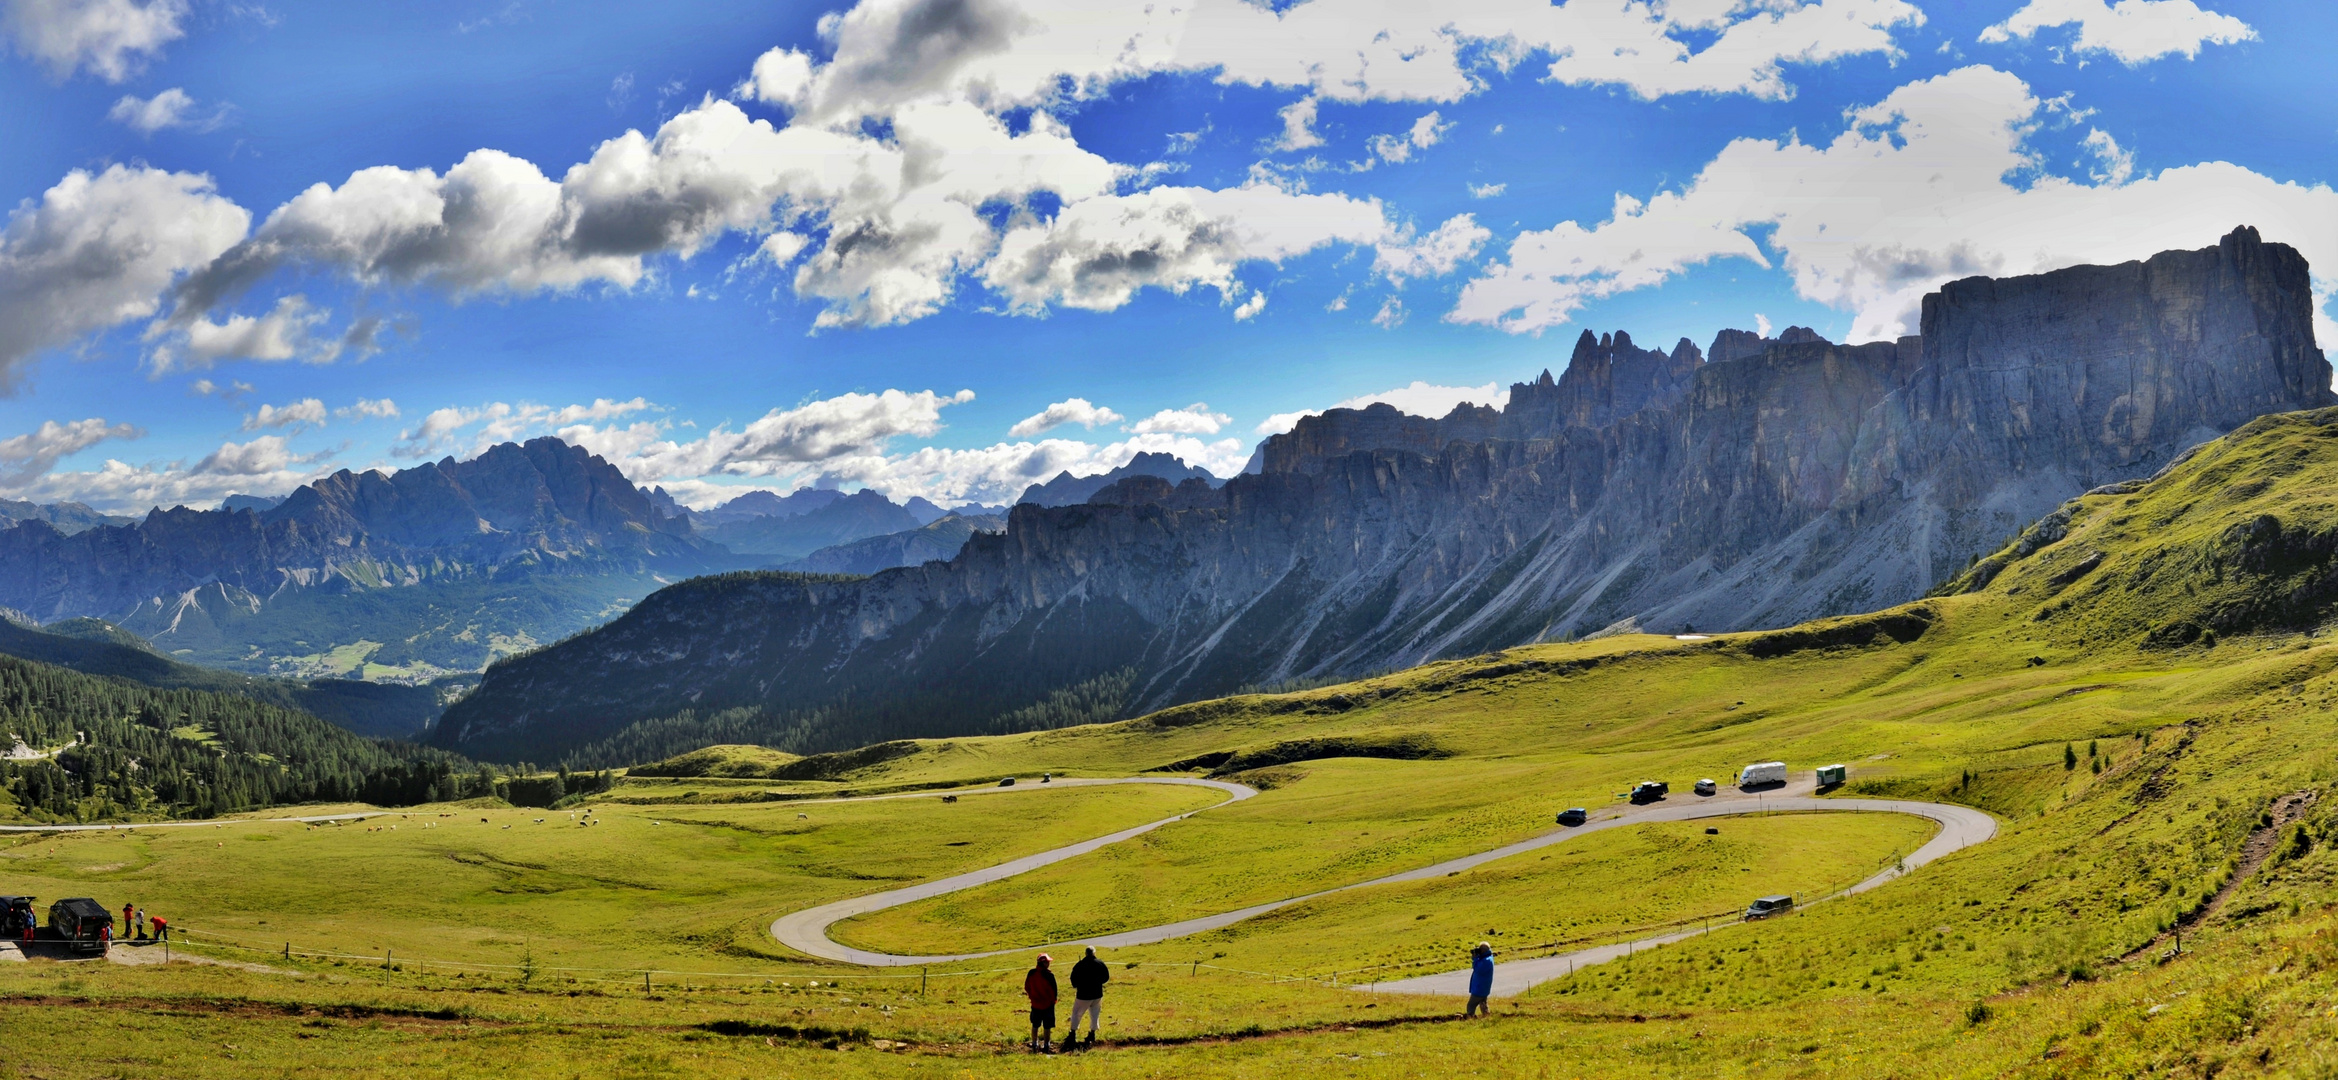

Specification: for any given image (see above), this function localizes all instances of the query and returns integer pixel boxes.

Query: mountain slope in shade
[778,514,1007,576]
[0,437,731,677]
[0,498,131,535]
[436,227,2332,765]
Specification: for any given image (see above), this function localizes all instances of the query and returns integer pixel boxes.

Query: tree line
[0,653,492,821]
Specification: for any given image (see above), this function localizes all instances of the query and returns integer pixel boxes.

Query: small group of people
[1022,947,1110,1052]
[1016,940,1493,1049]
[119,902,168,943]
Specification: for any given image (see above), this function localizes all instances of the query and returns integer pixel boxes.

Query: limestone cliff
[438,227,2333,764]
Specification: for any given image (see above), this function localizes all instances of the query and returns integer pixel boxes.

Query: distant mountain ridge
[0,498,131,535]
[436,227,2332,765]
[1017,452,1220,507]
[0,438,730,676]
[778,513,1007,576]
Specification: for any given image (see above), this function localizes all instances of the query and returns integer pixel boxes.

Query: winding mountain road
[770,775,1996,994]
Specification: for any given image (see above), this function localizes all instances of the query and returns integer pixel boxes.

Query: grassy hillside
[13,408,2338,1075]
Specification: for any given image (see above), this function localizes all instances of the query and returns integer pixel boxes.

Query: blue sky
[0,0,2331,512]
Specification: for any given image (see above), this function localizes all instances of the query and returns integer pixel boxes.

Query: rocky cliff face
[438,227,2333,764]
[0,438,722,674]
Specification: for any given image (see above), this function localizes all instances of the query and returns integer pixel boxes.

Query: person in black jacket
[1067,946,1110,1047]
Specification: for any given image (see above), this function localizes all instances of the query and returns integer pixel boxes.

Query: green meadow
[11,410,2338,1075]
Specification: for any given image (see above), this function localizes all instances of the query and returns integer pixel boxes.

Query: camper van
[1744,895,1795,920]
[1815,763,1848,788]
[47,898,110,955]
[1737,761,1787,788]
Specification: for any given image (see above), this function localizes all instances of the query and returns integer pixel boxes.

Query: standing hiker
[134,907,147,941]
[121,902,134,940]
[1067,946,1110,1048]
[1465,942,1494,1017]
[1023,954,1059,1052]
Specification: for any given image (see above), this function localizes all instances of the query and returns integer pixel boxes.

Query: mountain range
[433,226,2332,765]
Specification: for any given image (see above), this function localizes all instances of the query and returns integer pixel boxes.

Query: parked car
[1744,895,1795,920]
[1,896,34,939]
[1693,778,1717,796]
[1815,763,1848,788]
[1556,808,1587,826]
[1737,761,1787,788]
[47,898,110,955]
[998,777,1016,787]
[1629,781,1667,804]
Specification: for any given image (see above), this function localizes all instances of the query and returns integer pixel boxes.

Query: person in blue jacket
[1466,942,1494,1017]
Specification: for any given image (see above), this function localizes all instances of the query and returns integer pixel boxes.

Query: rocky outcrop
[438,227,2334,763]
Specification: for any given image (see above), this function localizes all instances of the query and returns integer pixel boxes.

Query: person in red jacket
[1023,954,1058,1052]
[149,914,168,943]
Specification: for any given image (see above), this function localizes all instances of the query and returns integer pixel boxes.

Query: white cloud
[2081,127,2135,186]
[242,398,326,432]
[759,230,812,266]
[1254,379,1512,436]
[983,184,1391,315]
[742,0,1922,119]
[1468,182,1506,199]
[1366,111,1451,166]
[0,165,248,388]
[161,294,334,370]
[1451,65,2338,341]
[1979,0,2254,64]
[1,0,187,81]
[1008,397,1122,437]
[1374,212,1491,285]
[393,397,657,459]
[1128,403,1229,436]
[1232,290,1265,321]
[337,398,399,420]
[15,435,333,513]
[0,417,141,486]
[1371,295,1406,328]
[1273,96,1324,152]
[106,86,224,134]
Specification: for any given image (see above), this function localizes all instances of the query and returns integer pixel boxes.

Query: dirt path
[2121,788,2317,962]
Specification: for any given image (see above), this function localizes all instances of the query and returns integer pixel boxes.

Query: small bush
[1966,1000,1994,1026]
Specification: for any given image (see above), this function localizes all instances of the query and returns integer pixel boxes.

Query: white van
[1738,761,1787,788]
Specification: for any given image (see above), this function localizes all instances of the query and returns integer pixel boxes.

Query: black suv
[47,898,111,955]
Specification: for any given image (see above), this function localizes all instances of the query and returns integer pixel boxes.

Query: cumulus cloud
[1232,290,1265,321]
[0,417,141,486]
[105,86,225,134]
[1371,295,1406,328]
[1,0,187,81]
[10,434,333,513]
[1468,182,1506,199]
[1008,397,1122,437]
[1254,379,1512,436]
[393,397,656,459]
[242,398,326,432]
[743,0,1923,119]
[1128,403,1229,436]
[157,294,337,371]
[1451,65,2338,341]
[1366,111,1451,166]
[0,165,248,389]
[1980,0,2254,64]
[337,398,399,420]
[1374,213,1491,285]
[984,184,1391,314]
[1273,96,1325,152]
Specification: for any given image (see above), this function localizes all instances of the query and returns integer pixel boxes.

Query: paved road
[1366,794,1997,997]
[772,777,1258,965]
[770,775,1995,976]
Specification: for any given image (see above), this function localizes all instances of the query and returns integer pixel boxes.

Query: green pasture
[13,412,2338,1074]
[0,783,1219,974]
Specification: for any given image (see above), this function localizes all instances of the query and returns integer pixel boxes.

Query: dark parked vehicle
[47,898,111,955]
[1744,895,1795,920]
[1556,808,1587,826]
[1,896,33,939]
[1629,781,1668,804]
